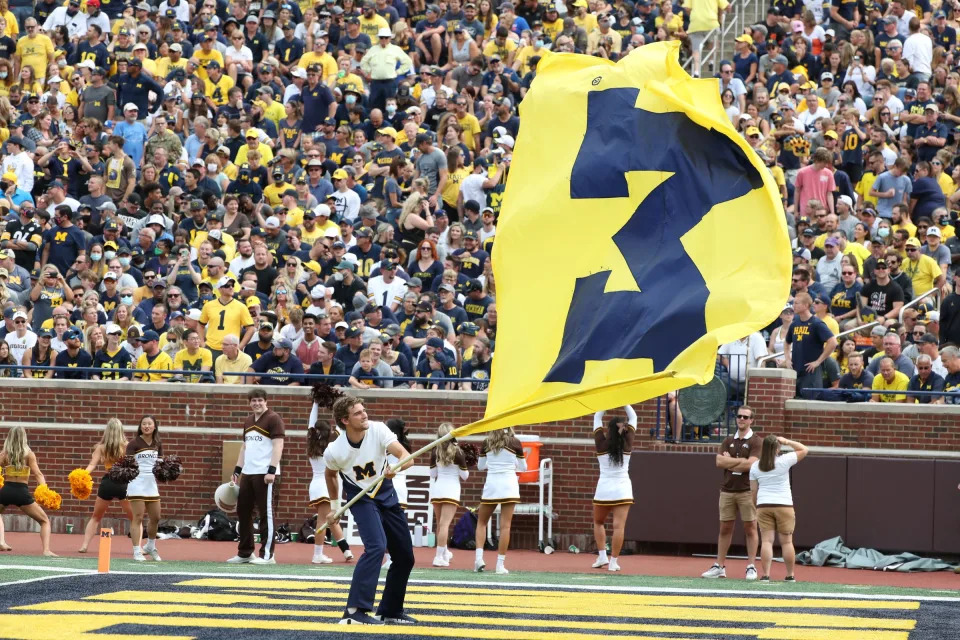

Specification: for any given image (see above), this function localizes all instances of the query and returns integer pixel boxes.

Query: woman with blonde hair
[429,422,468,567]
[0,59,15,98]
[78,418,134,553]
[276,256,305,295]
[271,283,299,327]
[398,191,435,257]
[0,426,57,556]
[84,324,105,356]
[750,435,808,582]
[474,427,526,574]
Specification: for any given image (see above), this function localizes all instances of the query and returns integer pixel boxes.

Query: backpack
[299,515,317,543]
[275,524,292,544]
[450,509,478,550]
[197,509,239,541]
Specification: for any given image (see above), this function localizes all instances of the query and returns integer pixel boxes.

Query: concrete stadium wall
[1,370,958,552]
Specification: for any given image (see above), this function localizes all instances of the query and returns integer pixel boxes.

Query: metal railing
[653,354,746,443]
[898,287,941,324]
[682,0,763,75]
[801,387,960,403]
[0,364,481,388]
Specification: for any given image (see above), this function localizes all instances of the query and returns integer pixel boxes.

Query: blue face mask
[121,295,134,305]
[345,94,357,106]
[89,253,102,262]
[119,257,131,267]
[877,227,890,238]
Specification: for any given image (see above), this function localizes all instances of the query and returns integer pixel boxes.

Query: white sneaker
[144,547,161,562]
[495,565,509,575]
[608,560,621,572]
[132,548,145,562]
[251,556,276,565]
[432,557,449,567]
[343,550,355,562]
[592,557,609,569]
[474,559,485,573]
[444,549,453,562]
[701,563,726,578]
[745,565,758,581]
[312,554,333,564]
[226,555,252,563]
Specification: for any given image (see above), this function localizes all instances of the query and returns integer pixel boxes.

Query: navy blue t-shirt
[42,224,86,275]
[785,314,834,372]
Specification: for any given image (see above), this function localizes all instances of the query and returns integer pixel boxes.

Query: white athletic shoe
[251,556,276,565]
[495,565,509,575]
[444,549,453,562]
[132,548,145,562]
[592,557,609,569]
[144,547,161,562]
[312,554,334,564]
[343,550,355,562]
[701,563,726,578]
[226,555,252,563]
[608,560,621,572]
[432,556,450,567]
[474,559,485,573]
[745,565,758,581]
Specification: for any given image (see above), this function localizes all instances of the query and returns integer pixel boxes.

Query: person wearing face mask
[225,164,265,202]
[43,0,88,41]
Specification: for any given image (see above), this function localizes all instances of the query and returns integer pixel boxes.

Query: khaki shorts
[757,506,796,535]
[719,491,756,522]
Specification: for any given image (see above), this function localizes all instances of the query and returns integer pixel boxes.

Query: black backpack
[198,509,239,541]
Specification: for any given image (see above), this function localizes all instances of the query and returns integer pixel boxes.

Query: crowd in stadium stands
[700,0,960,404]
[0,0,957,403]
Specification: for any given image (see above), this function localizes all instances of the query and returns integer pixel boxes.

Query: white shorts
[481,472,520,505]
[593,474,634,506]
[308,476,330,507]
[126,473,159,502]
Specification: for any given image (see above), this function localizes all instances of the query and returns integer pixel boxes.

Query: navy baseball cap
[426,337,444,348]
[137,330,160,342]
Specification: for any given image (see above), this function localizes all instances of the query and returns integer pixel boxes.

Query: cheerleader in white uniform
[306,403,353,564]
[125,415,163,562]
[429,423,468,567]
[474,428,526,574]
[591,405,637,572]
[382,418,412,570]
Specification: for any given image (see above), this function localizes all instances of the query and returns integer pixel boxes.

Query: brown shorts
[757,506,796,535]
[719,491,756,522]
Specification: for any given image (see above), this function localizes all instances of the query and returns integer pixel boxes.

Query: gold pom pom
[34,484,62,510]
[68,468,93,500]
[0,469,4,490]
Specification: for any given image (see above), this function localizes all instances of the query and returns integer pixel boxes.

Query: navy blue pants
[344,480,414,615]
[369,79,397,113]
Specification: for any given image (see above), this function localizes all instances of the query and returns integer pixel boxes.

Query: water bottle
[413,524,424,547]
[568,545,579,554]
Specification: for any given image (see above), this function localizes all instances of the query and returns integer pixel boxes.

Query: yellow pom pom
[34,484,62,510]
[68,468,93,500]
[0,469,4,490]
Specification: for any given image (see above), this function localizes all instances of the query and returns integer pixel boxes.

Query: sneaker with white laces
[495,565,509,575]
[250,556,276,565]
[343,550,355,562]
[591,557,609,569]
[474,559,485,573]
[226,555,252,564]
[132,548,145,562]
[144,547,161,562]
[745,565,758,581]
[432,556,449,567]
[608,560,621,572]
[312,554,333,564]
[701,563,726,578]
[339,611,384,625]
[377,613,417,625]
[444,549,453,562]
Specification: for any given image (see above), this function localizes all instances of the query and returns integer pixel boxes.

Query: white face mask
[207,163,218,172]
[104,250,117,260]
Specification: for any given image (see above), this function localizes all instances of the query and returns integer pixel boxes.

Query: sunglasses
[907,247,919,252]
[14,319,25,324]
[736,414,752,420]
[875,265,888,269]
[842,270,855,275]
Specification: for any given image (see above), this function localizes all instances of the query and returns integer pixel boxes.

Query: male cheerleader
[324,396,415,625]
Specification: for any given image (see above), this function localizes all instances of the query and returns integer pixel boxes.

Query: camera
[0,182,9,192]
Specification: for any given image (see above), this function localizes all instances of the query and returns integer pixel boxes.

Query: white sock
[597,550,608,563]
[436,545,446,557]
[475,548,483,562]
[496,554,506,567]
[145,539,155,551]
[610,556,618,563]
[133,544,141,553]
[314,544,324,556]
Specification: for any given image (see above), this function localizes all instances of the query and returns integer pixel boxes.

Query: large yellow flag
[452,42,791,438]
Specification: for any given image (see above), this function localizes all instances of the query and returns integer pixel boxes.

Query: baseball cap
[217,276,236,288]
[824,237,838,248]
[927,226,942,237]
[345,326,363,339]
[426,337,444,348]
[416,301,432,312]
[458,322,479,336]
[406,277,423,288]
[906,237,922,248]
[793,247,811,260]
[138,330,161,343]
[64,327,84,341]
[273,337,294,349]
[379,259,396,270]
